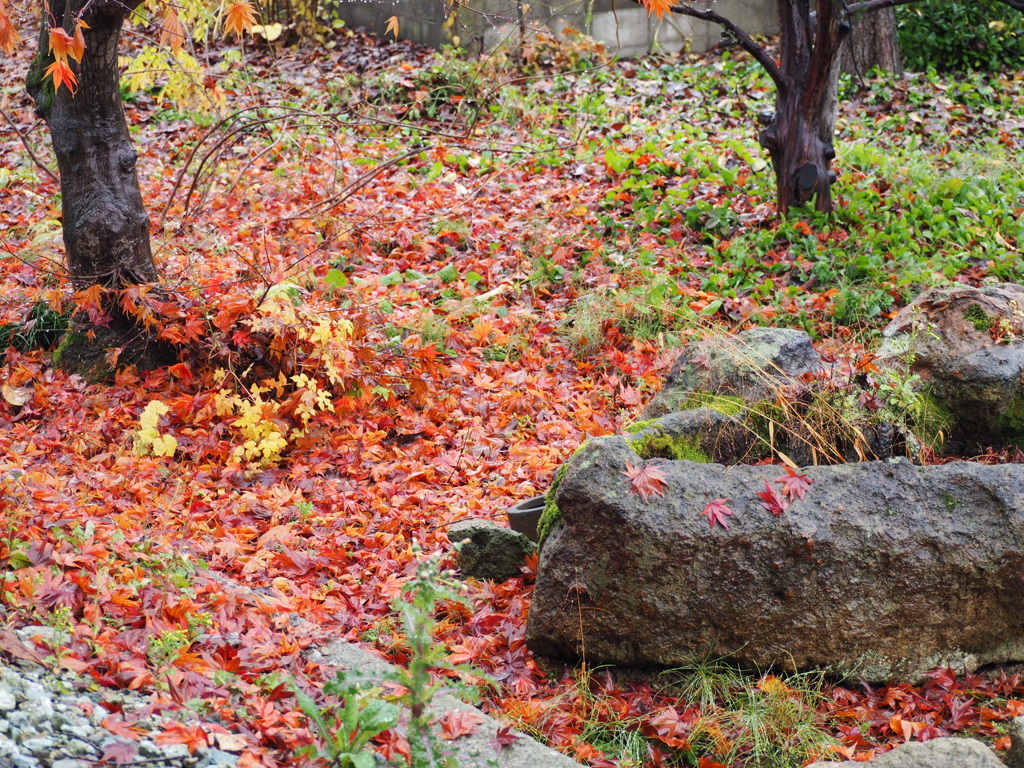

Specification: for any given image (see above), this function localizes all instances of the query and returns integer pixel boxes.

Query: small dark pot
[507,495,545,542]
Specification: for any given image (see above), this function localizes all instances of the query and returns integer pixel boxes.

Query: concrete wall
[332,0,777,57]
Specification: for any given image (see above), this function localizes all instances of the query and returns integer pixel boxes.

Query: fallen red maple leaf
[488,724,522,753]
[99,740,137,766]
[437,708,485,740]
[155,721,209,754]
[756,480,788,517]
[774,465,813,502]
[623,460,668,500]
[702,499,734,530]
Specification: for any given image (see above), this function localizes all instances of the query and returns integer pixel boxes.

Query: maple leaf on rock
[623,460,668,500]
[437,709,484,740]
[488,724,522,753]
[99,741,137,766]
[774,466,813,502]
[756,480,788,516]
[702,499,734,530]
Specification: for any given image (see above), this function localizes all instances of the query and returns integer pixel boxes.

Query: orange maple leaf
[159,7,186,53]
[0,5,22,54]
[44,58,78,95]
[385,15,399,39]
[156,721,209,754]
[48,20,87,64]
[642,0,673,19]
[223,1,258,38]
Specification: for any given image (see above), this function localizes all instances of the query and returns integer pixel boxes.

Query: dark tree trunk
[26,0,173,375]
[839,6,902,76]
[27,0,155,288]
[756,0,846,214]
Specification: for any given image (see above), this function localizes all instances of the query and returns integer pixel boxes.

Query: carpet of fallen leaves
[2,18,1024,768]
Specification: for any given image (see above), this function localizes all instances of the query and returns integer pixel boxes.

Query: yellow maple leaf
[385,14,398,39]
[223,0,258,38]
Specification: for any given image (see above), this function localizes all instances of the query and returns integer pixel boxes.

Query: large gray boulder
[806,737,1003,768]
[878,283,1024,451]
[525,435,1024,682]
[641,327,822,420]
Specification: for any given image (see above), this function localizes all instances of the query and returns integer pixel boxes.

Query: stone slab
[309,640,580,768]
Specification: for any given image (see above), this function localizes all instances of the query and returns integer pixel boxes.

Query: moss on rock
[626,427,710,463]
[536,461,571,547]
[990,392,1024,449]
[911,389,956,453]
[52,328,115,382]
[964,303,993,334]
[682,391,746,416]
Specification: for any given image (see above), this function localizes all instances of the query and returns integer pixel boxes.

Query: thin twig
[0,109,58,184]
[280,144,427,221]
[668,3,788,89]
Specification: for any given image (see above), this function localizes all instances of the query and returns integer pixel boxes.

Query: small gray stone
[807,736,1002,767]
[22,697,54,723]
[198,747,240,767]
[20,736,55,756]
[52,760,91,768]
[10,753,41,768]
[0,689,16,711]
[449,519,535,582]
[14,627,55,646]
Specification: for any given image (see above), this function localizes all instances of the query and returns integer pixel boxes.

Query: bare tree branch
[847,0,1024,16]
[668,3,789,90]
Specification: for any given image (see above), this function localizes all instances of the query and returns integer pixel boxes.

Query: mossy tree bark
[26,0,174,374]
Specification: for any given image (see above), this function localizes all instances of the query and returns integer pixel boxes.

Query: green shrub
[897,0,1024,72]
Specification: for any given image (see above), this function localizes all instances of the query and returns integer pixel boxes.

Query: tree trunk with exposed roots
[668,0,1024,217]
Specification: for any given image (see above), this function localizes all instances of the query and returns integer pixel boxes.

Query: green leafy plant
[897,0,1024,72]
[0,301,69,361]
[294,548,490,767]
[294,675,401,768]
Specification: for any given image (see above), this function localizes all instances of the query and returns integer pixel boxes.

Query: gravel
[0,627,241,768]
